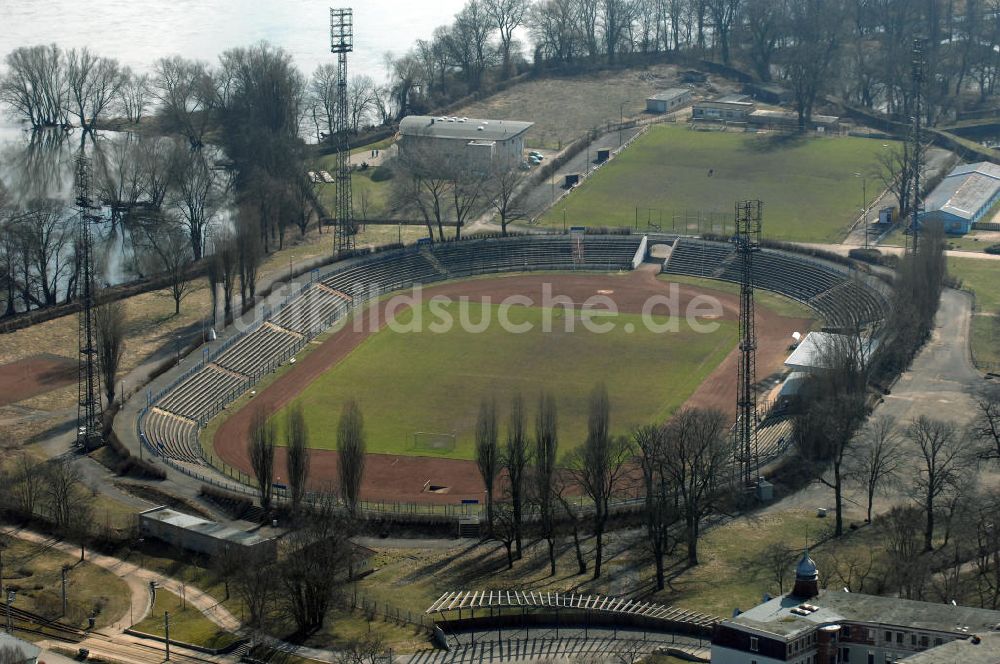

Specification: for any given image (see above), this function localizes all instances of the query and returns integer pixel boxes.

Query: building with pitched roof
[919,161,1000,235]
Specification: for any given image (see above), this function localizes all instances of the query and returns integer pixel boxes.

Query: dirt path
[213,269,811,505]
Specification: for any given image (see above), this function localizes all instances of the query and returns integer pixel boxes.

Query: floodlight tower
[330,7,356,255]
[909,38,925,253]
[75,154,104,450]
[733,200,762,490]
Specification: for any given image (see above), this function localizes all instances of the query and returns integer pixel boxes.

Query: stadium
[123,232,890,509]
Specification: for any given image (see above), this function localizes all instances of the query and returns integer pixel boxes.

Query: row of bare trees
[247,400,367,519]
[0,44,148,130]
[391,143,525,241]
[476,384,731,587]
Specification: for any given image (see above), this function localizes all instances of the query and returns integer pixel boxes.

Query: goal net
[411,431,457,452]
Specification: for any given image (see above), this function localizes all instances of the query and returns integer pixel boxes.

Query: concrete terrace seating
[429,235,642,275]
[269,285,350,336]
[321,251,442,300]
[663,239,888,327]
[157,365,247,423]
[143,408,201,463]
[142,234,645,467]
[214,324,300,378]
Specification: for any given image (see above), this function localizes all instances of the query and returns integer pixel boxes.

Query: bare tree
[504,392,529,559]
[0,44,67,128]
[661,408,730,566]
[11,453,44,517]
[44,459,85,530]
[116,67,151,123]
[493,500,519,569]
[881,505,929,599]
[308,63,339,142]
[249,408,277,512]
[286,403,311,516]
[65,48,125,131]
[476,397,500,535]
[908,416,978,551]
[533,391,559,575]
[235,213,261,312]
[138,220,193,315]
[755,543,796,595]
[634,423,675,591]
[336,632,387,664]
[280,493,352,633]
[212,229,238,321]
[171,148,220,260]
[848,415,902,523]
[151,56,216,148]
[393,146,452,241]
[338,399,367,518]
[742,0,785,80]
[708,0,742,65]
[230,546,277,630]
[485,0,530,78]
[94,295,126,406]
[568,383,632,579]
[973,386,1000,463]
[784,0,844,130]
[487,168,524,236]
[553,468,587,574]
[347,75,377,133]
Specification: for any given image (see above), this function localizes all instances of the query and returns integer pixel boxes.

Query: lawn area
[949,256,1000,370]
[351,507,881,623]
[539,125,897,243]
[0,536,130,631]
[453,64,700,150]
[949,256,1000,314]
[274,299,738,460]
[133,588,239,650]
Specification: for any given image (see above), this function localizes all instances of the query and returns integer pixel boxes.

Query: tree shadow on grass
[742,132,809,154]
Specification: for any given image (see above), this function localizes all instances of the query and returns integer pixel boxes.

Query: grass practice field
[948,256,1000,369]
[274,300,737,460]
[540,125,897,243]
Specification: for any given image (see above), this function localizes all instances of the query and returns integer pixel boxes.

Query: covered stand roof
[425,590,719,629]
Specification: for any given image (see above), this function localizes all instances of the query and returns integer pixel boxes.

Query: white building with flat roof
[398,115,533,172]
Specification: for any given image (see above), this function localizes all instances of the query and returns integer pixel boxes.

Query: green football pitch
[273,300,738,461]
[539,125,897,243]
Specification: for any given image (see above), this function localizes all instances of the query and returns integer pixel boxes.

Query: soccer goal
[411,431,457,453]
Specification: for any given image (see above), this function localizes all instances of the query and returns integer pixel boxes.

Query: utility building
[692,94,756,123]
[646,88,693,114]
[139,506,278,560]
[919,161,1000,235]
[712,552,1000,664]
[398,115,533,172]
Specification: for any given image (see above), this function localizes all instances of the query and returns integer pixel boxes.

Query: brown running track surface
[0,354,76,407]
[213,267,811,504]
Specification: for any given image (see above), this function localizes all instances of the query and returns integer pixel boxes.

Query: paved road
[799,242,1000,262]
[517,127,644,223]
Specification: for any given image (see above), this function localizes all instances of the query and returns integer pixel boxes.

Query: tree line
[388,0,1000,128]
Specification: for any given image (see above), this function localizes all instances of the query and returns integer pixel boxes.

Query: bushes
[199,484,255,519]
[985,243,1000,255]
[105,428,167,480]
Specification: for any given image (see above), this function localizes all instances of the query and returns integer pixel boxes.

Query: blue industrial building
[919,161,1000,234]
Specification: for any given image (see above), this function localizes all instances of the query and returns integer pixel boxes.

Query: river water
[1,0,468,81]
[0,1,469,291]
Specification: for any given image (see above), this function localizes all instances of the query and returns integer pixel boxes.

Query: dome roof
[796,550,818,580]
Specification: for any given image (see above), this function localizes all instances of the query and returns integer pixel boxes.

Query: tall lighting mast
[330,7,356,255]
